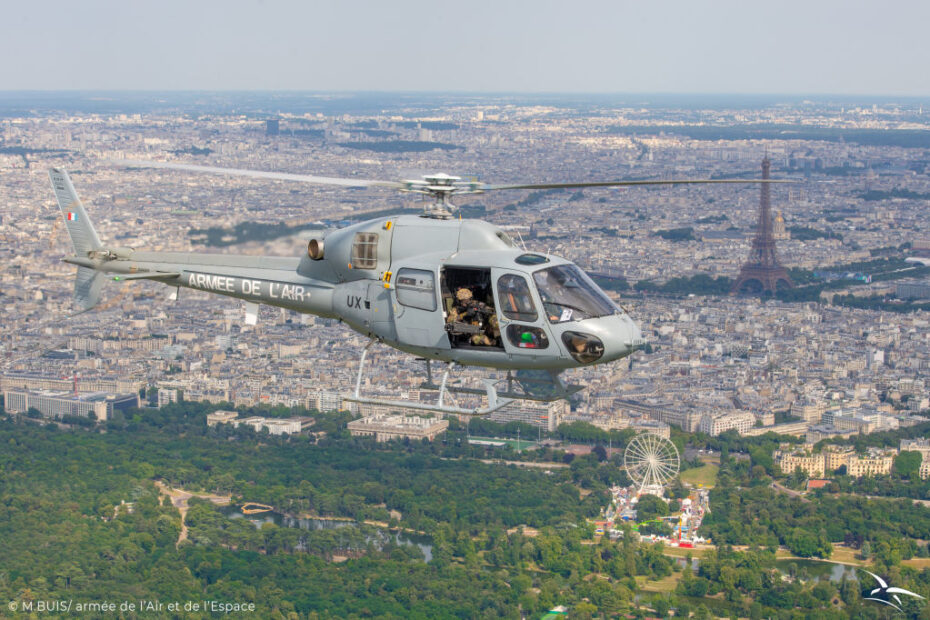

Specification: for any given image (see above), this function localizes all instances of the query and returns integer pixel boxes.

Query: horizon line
[0,89,927,100]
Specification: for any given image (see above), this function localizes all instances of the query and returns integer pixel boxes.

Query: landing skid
[419,364,584,403]
[343,340,582,417]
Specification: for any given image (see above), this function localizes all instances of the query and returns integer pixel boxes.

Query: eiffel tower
[732,157,793,294]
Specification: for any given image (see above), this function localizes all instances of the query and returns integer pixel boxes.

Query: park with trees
[3,400,930,617]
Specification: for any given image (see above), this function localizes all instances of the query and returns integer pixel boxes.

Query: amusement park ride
[623,432,680,495]
[591,434,706,547]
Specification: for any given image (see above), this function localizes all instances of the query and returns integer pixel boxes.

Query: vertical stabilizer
[49,169,106,311]
[49,168,102,254]
[73,266,105,312]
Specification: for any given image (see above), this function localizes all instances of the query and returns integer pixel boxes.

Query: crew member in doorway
[453,287,495,346]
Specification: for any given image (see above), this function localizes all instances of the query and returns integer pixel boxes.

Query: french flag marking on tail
[67,212,77,221]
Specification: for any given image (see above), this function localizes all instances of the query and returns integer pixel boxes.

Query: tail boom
[49,168,337,319]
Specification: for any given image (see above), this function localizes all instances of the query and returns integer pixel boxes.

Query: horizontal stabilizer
[112,271,181,281]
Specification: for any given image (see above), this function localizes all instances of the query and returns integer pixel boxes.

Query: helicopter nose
[606,314,646,361]
[560,314,646,366]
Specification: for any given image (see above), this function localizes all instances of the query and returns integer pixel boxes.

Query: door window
[497,274,537,322]
[506,324,549,349]
[395,268,436,311]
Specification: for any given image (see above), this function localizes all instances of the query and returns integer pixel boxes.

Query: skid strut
[344,341,513,416]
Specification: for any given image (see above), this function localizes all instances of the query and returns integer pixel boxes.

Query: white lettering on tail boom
[186,272,307,302]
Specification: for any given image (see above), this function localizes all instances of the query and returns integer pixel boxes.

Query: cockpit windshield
[533,264,618,323]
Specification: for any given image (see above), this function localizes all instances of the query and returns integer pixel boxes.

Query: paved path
[773,484,930,509]
[858,494,930,508]
[771,481,810,502]
[154,481,231,547]
[440,456,569,469]
[476,459,570,469]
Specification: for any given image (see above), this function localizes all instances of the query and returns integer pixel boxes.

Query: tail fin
[49,168,103,255]
[49,169,105,311]
[73,266,106,312]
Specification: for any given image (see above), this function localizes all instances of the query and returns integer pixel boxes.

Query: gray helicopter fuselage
[50,164,784,411]
[63,211,643,371]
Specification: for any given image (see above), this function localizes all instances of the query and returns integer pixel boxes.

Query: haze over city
[3,0,930,95]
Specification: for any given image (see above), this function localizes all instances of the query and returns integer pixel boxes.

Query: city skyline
[3,84,930,618]
[2,91,928,434]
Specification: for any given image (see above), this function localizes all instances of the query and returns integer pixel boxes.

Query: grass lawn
[662,545,712,559]
[636,571,682,593]
[467,436,538,451]
[830,545,868,566]
[680,463,719,488]
[902,557,930,568]
[775,544,869,566]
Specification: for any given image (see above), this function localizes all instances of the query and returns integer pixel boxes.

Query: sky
[3,0,929,95]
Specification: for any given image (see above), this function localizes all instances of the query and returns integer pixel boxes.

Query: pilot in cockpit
[535,269,569,322]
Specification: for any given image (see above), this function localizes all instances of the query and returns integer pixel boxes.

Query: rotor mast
[400,173,482,219]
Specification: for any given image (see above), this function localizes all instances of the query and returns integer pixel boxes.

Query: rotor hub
[401,173,484,218]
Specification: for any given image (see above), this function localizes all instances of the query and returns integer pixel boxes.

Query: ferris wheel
[624,433,680,494]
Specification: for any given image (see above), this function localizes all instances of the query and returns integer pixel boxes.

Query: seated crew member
[485,314,501,347]
[455,288,490,321]
[453,287,495,345]
[454,287,473,314]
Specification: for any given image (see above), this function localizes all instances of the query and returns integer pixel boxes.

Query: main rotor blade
[117,160,404,189]
[482,179,793,191]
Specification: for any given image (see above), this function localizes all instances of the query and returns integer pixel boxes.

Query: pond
[684,555,859,583]
[774,558,859,583]
[221,506,433,561]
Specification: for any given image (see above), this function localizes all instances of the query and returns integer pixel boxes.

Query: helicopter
[50,164,782,416]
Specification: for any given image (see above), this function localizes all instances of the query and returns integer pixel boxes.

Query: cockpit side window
[351,232,378,269]
[534,264,617,323]
[497,274,537,322]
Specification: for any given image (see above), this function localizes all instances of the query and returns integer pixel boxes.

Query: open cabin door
[440,266,505,351]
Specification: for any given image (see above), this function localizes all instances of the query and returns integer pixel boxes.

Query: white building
[206,410,239,426]
[3,389,139,422]
[348,414,449,442]
[263,418,303,435]
[206,410,305,435]
[307,390,345,413]
[699,410,756,436]
[490,400,567,432]
[157,388,179,408]
[631,419,671,439]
